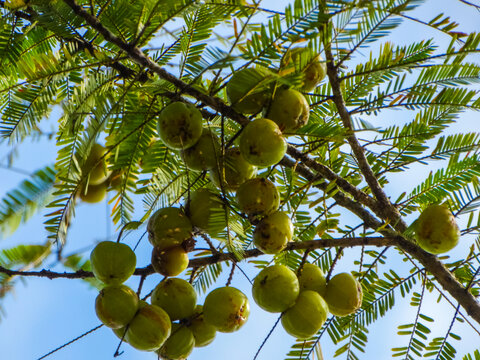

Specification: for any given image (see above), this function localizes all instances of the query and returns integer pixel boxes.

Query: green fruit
[209,147,257,191]
[415,204,460,254]
[187,188,227,236]
[282,48,326,92]
[325,272,363,317]
[252,265,299,313]
[253,211,293,254]
[79,182,107,203]
[147,207,193,250]
[126,303,171,351]
[281,290,329,339]
[157,102,203,150]
[151,278,197,321]
[81,143,110,185]
[236,177,280,216]
[90,241,136,285]
[265,88,310,132]
[112,326,128,341]
[239,118,287,167]
[226,68,270,114]
[151,246,189,277]
[203,286,250,333]
[187,305,217,347]
[297,263,327,297]
[95,284,139,329]
[158,323,195,360]
[180,128,221,171]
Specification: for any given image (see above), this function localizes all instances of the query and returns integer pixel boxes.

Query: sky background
[0,0,479,359]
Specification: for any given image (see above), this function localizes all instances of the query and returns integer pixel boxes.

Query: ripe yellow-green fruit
[203,286,250,333]
[147,207,193,250]
[151,278,197,321]
[81,143,110,185]
[187,188,227,236]
[157,102,203,150]
[157,323,195,360]
[226,68,270,114]
[151,246,189,277]
[95,284,139,329]
[282,48,326,92]
[180,128,221,171]
[79,182,107,203]
[126,303,171,351]
[209,147,256,191]
[325,272,363,317]
[281,290,329,339]
[297,263,327,297]
[265,88,310,132]
[236,177,280,216]
[239,118,287,167]
[415,204,460,254]
[253,211,293,254]
[187,305,217,347]
[90,241,136,285]
[252,265,299,313]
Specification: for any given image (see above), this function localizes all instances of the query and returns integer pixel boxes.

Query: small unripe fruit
[297,263,327,297]
[265,88,310,132]
[203,286,250,333]
[151,246,189,277]
[239,118,287,167]
[157,102,203,150]
[95,284,139,329]
[187,305,217,347]
[209,147,256,191]
[147,207,193,250]
[282,48,326,92]
[236,177,280,216]
[325,272,363,317]
[252,265,300,313]
[151,278,197,321]
[187,188,227,236]
[281,290,329,339]
[158,323,195,360]
[180,128,221,171]
[226,68,270,114]
[90,241,136,285]
[415,204,460,254]
[79,182,107,203]
[80,143,110,185]
[253,211,293,254]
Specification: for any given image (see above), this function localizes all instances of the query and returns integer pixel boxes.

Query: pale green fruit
[95,284,138,329]
[147,207,193,250]
[157,102,203,150]
[90,241,136,285]
[265,88,310,132]
[282,48,326,92]
[151,278,197,321]
[188,305,216,347]
[112,326,128,341]
[325,272,363,317]
[281,290,329,339]
[79,182,107,204]
[239,118,287,167]
[126,303,171,351]
[252,265,299,313]
[415,204,460,254]
[297,263,327,297]
[158,323,195,360]
[253,211,293,254]
[180,128,221,171]
[203,286,250,333]
[80,143,110,185]
[188,188,227,236]
[226,68,270,114]
[209,147,257,191]
[236,177,280,216]
[151,246,189,277]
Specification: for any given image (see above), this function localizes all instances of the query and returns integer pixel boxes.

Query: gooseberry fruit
[252,264,299,313]
[151,246,189,277]
[265,88,310,132]
[147,207,193,250]
[187,188,227,236]
[226,68,270,114]
[157,102,203,150]
[80,143,110,185]
[203,286,250,333]
[126,303,171,351]
[95,284,139,329]
[253,211,293,254]
[180,128,221,171]
[209,147,256,191]
[324,272,363,317]
[187,305,217,347]
[151,278,197,321]
[236,177,280,216]
[157,323,195,360]
[281,290,329,339]
[239,118,287,167]
[297,263,327,297]
[415,204,460,254]
[79,182,107,204]
[282,48,326,92]
[90,241,136,285]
